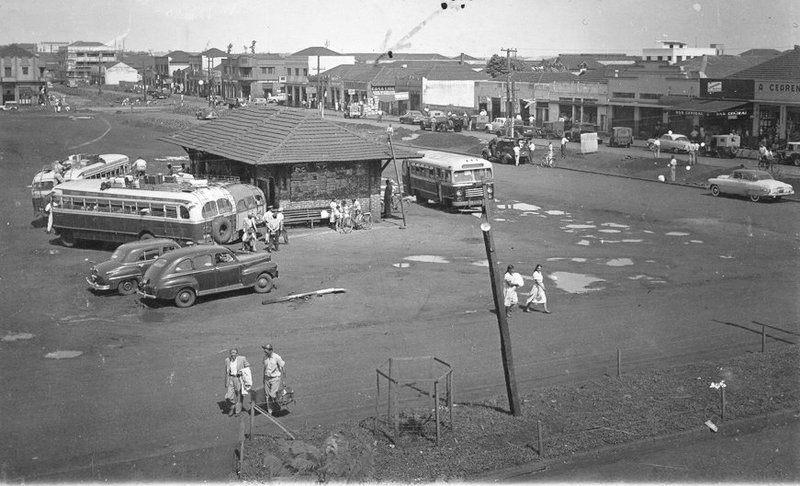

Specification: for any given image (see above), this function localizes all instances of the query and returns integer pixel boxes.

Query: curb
[476,407,800,481]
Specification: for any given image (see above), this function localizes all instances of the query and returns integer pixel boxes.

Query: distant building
[0,44,45,105]
[59,41,117,86]
[103,61,139,86]
[642,41,720,65]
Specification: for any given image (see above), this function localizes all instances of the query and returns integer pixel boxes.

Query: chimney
[710,43,725,55]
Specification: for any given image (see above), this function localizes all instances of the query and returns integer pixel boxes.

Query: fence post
[537,420,543,456]
[721,387,726,421]
[617,348,621,378]
[761,325,766,353]
[434,381,440,446]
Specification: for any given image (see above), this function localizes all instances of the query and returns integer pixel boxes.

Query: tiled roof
[70,41,107,47]
[727,46,800,80]
[679,55,772,78]
[509,71,584,83]
[161,106,418,165]
[290,46,342,57]
[0,44,37,58]
[739,48,781,57]
[202,48,228,57]
[556,54,637,70]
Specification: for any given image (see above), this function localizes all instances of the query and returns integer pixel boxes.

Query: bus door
[257,177,276,208]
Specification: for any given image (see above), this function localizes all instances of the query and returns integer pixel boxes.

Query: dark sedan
[86,238,181,295]
[399,110,425,125]
[138,245,278,307]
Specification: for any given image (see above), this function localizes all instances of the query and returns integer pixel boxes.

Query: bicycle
[340,211,373,233]
[380,192,410,214]
[757,153,775,172]
[541,153,555,168]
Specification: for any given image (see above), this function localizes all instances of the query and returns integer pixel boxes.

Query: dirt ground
[1,90,798,482]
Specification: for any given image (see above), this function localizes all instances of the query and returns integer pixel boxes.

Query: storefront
[669,98,753,142]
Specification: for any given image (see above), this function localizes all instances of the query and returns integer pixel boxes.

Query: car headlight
[486,186,494,194]
[455,189,463,198]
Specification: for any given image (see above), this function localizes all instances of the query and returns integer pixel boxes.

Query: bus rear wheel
[60,230,76,248]
[212,217,233,244]
[174,288,196,308]
[139,232,154,240]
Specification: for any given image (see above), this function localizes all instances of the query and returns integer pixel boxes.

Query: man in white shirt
[503,265,524,319]
[262,344,285,415]
[560,135,569,159]
[133,156,147,177]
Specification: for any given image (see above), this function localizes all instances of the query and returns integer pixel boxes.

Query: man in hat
[223,348,251,417]
[262,344,285,415]
[275,206,288,245]
[242,212,258,251]
[264,208,282,252]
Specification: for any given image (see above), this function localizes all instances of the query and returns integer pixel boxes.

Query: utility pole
[501,48,517,137]
[317,54,323,118]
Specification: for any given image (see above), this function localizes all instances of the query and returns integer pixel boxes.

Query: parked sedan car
[482,137,531,164]
[399,110,425,125]
[0,101,19,111]
[647,133,692,153]
[195,108,219,120]
[777,141,800,166]
[707,169,795,202]
[138,245,278,307]
[86,238,182,295]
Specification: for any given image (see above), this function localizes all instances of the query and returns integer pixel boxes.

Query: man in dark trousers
[383,179,393,219]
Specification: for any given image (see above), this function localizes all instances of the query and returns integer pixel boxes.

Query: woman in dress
[525,264,551,314]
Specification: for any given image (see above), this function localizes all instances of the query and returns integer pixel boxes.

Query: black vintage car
[482,137,532,165]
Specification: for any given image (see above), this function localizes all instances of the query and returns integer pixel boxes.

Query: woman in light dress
[524,264,551,314]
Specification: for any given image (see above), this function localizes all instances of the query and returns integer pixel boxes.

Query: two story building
[0,44,45,104]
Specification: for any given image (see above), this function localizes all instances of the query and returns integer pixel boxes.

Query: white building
[642,41,721,65]
[103,61,139,85]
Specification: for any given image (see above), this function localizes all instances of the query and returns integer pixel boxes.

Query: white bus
[402,150,494,209]
[50,177,266,247]
[31,153,131,217]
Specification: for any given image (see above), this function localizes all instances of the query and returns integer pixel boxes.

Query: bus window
[445,172,451,182]
[174,258,194,272]
[165,206,178,219]
[96,199,111,212]
[452,171,475,184]
[150,204,165,218]
[217,198,233,213]
[124,201,137,214]
[110,201,123,213]
[202,201,218,218]
[179,206,190,219]
[236,199,248,212]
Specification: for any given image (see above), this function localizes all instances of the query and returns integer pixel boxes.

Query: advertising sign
[700,79,754,99]
[754,80,800,102]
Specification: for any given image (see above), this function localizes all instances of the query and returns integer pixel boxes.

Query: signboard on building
[394,92,409,101]
[754,80,800,102]
[700,79,754,99]
[371,85,395,95]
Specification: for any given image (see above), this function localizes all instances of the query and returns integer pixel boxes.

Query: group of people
[328,198,363,231]
[223,344,286,417]
[242,206,287,253]
[503,264,551,319]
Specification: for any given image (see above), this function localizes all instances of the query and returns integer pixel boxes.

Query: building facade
[58,41,117,86]
[0,44,45,104]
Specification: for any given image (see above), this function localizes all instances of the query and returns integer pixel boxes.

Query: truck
[419,111,464,132]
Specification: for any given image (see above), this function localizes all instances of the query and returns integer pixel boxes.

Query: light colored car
[86,238,181,295]
[485,117,508,135]
[138,245,278,307]
[707,169,795,202]
[0,101,19,111]
[647,133,691,153]
[777,141,800,166]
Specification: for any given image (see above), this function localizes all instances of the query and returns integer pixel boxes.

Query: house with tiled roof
[58,41,117,86]
[154,50,202,89]
[161,105,419,217]
[0,44,45,104]
[102,61,139,86]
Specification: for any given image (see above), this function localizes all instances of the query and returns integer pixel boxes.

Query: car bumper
[137,290,157,299]
[86,276,113,291]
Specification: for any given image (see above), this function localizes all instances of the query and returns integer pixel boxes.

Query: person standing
[524,264,550,314]
[44,194,56,234]
[503,265,524,319]
[133,156,147,177]
[224,348,251,417]
[669,157,677,183]
[383,179,394,219]
[652,138,661,159]
[513,142,521,166]
[261,344,285,416]
[546,141,554,167]
[329,199,339,230]
[265,209,281,252]
[241,212,258,251]
[276,207,288,245]
[560,134,569,159]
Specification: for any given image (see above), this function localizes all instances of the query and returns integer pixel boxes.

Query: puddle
[621,239,644,243]
[628,275,667,284]
[601,223,630,228]
[550,272,605,294]
[45,350,83,359]
[546,257,565,261]
[598,229,621,233]
[577,240,591,246]
[404,255,450,264]
[2,332,35,342]
[570,258,587,262]
[690,240,704,244]
[565,224,596,230]
[493,218,506,222]
[470,260,489,267]
[520,212,539,217]
[48,249,60,255]
[545,210,566,215]
[393,262,411,268]
[665,232,690,236]
[719,255,734,259]
[510,203,541,212]
[606,258,634,267]
[643,230,655,234]
[401,133,420,141]
[600,240,621,244]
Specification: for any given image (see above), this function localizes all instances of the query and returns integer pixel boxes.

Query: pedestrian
[276,207,288,245]
[652,138,661,159]
[242,212,258,251]
[669,157,677,183]
[261,344,285,416]
[524,264,550,314]
[224,348,251,417]
[44,194,56,234]
[503,265,524,319]
[383,179,394,219]
[513,142,521,166]
[133,156,147,177]
[546,141,554,167]
[265,208,281,252]
[560,134,569,159]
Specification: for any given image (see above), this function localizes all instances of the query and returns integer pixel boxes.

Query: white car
[647,133,691,153]
[707,169,795,202]
[485,117,508,135]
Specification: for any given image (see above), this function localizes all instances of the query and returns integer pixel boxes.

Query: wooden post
[386,129,407,228]
[761,325,766,352]
[392,377,399,439]
[481,222,521,416]
[387,359,394,434]
[249,393,254,439]
[617,348,622,378]
[721,387,726,421]
[537,420,543,456]
[374,371,380,436]
[434,381,440,446]
[448,371,453,429]
[238,418,246,474]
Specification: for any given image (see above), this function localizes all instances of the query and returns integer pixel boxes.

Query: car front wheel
[254,273,274,293]
[174,288,196,308]
[749,194,761,202]
[117,279,138,296]
[710,185,720,197]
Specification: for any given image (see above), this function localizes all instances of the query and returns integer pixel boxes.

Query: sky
[1,0,798,58]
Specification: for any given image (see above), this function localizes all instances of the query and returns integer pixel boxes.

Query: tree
[484,54,528,78]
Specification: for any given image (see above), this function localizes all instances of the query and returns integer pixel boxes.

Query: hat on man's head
[262,344,273,350]
[277,207,283,212]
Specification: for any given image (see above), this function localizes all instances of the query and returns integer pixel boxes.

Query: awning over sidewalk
[670,99,751,116]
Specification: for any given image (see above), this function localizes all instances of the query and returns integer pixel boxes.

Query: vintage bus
[50,178,266,247]
[402,150,494,209]
[31,153,131,217]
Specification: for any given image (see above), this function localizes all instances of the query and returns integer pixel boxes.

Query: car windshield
[110,247,127,261]
[675,136,689,142]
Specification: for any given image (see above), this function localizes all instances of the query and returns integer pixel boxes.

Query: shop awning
[670,99,751,116]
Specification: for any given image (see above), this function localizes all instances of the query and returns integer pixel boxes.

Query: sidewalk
[480,409,800,482]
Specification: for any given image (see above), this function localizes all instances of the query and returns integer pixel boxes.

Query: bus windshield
[453,168,492,184]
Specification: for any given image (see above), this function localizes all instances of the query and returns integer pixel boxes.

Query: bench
[281,207,329,228]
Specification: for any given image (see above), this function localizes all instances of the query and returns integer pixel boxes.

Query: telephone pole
[501,48,517,137]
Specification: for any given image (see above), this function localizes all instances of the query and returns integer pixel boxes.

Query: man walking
[265,209,281,252]
[262,344,285,416]
[560,135,569,159]
[383,179,394,219]
[224,348,251,417]
[503,265,524,319]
